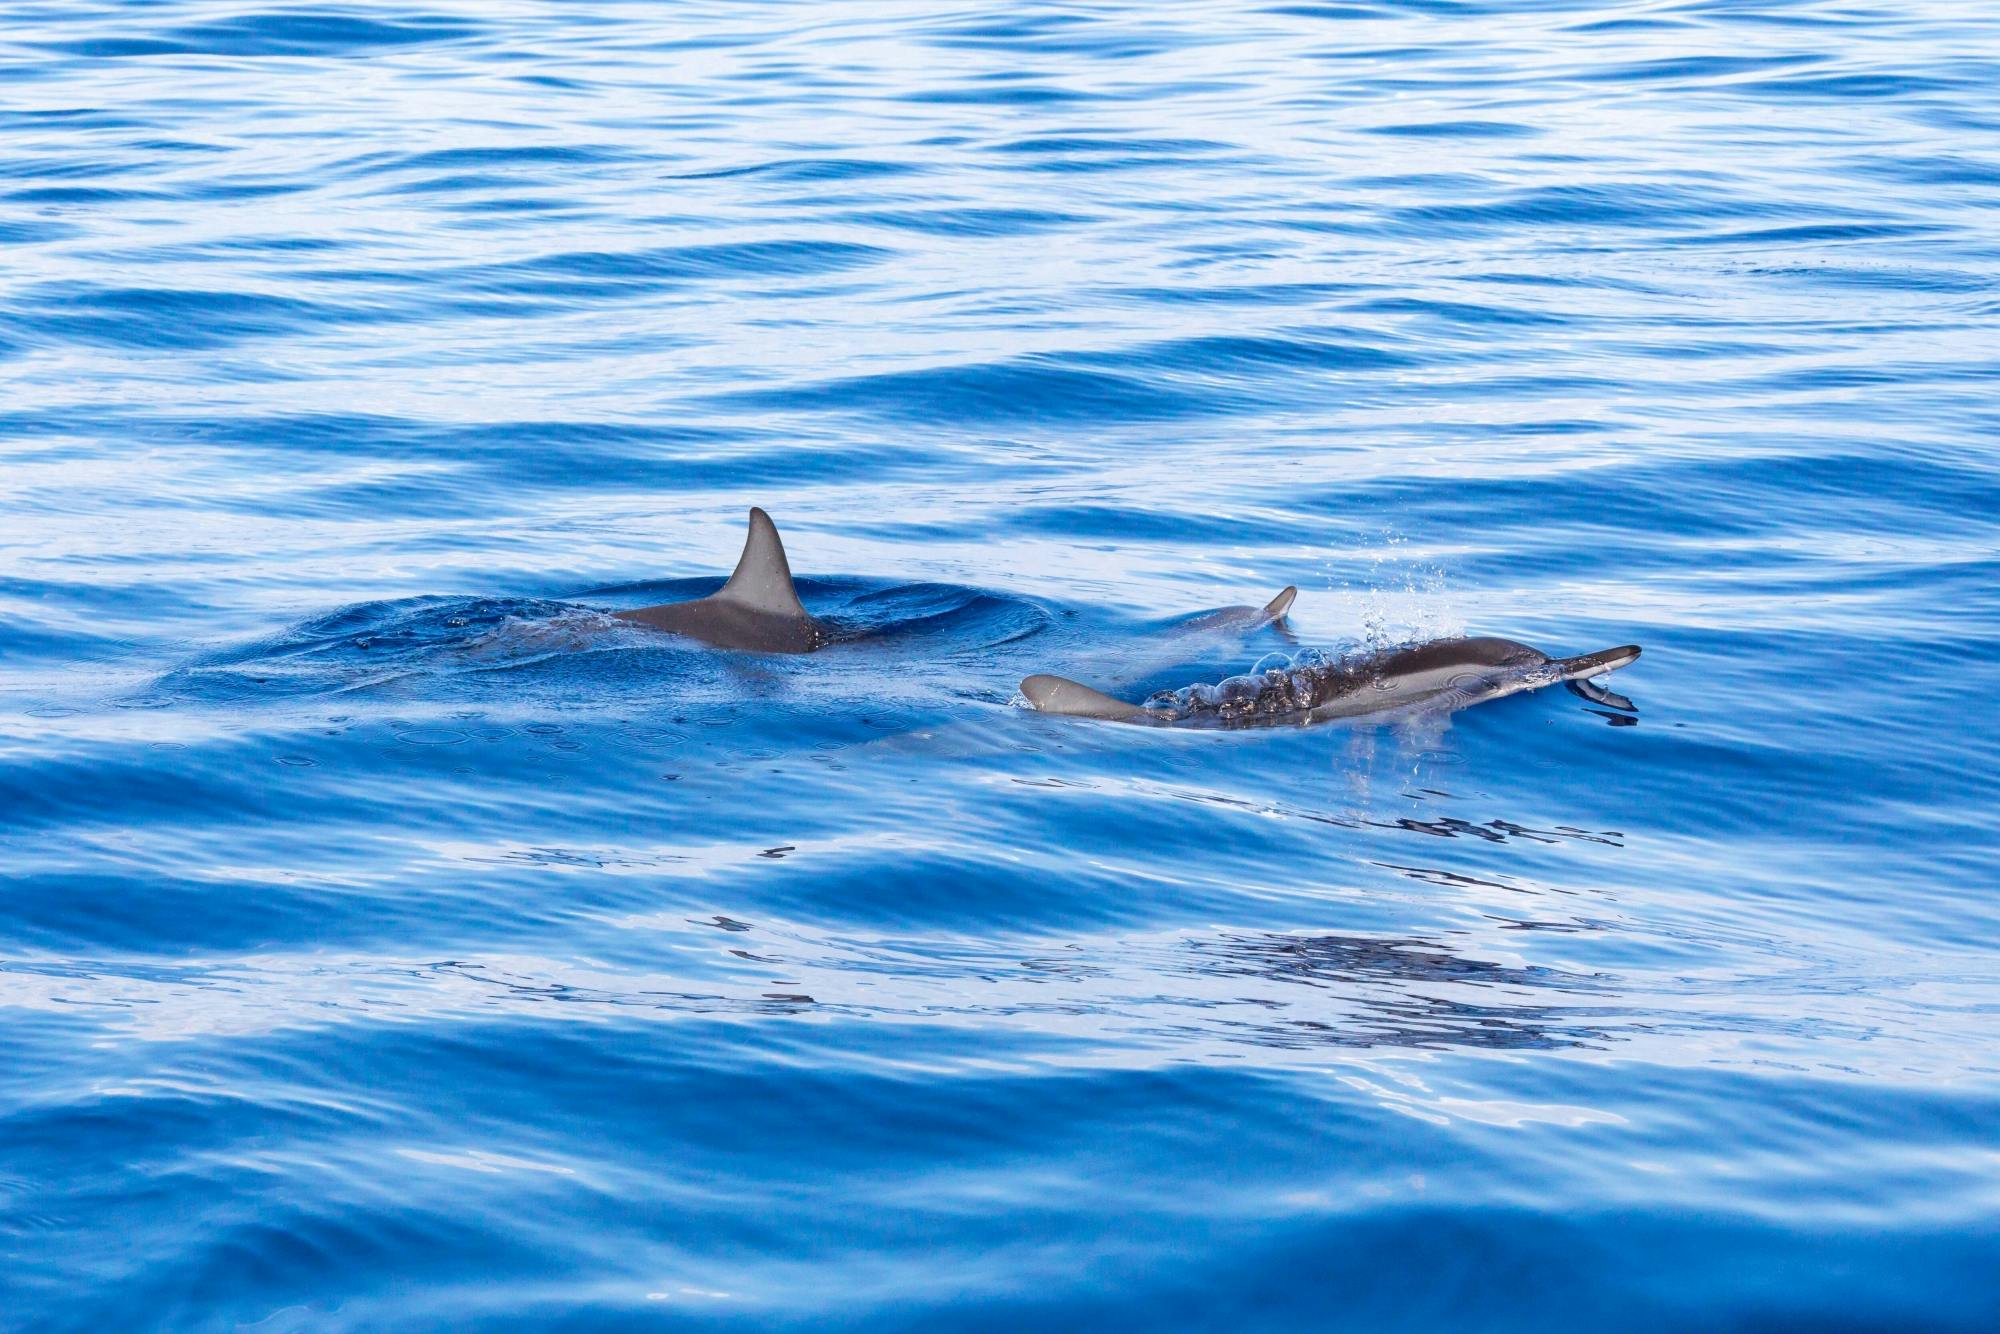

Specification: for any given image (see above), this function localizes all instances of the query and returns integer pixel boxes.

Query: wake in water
[140,512,1633,738]
[150,569,1639,742]
[159,596,632,700]
[153,578,1055,712]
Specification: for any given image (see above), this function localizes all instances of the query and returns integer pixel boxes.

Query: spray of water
[1317,527,1462,650]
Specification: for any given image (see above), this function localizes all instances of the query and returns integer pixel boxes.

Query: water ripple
[3,0,1999,1327]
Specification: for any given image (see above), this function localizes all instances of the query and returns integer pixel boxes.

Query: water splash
[1318,528,1464,650]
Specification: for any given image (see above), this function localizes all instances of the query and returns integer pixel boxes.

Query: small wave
[160,597,622,702]
[155,580,1053,708]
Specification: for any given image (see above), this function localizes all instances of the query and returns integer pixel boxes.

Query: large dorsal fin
[716,507,809,618]
[1262,586,1297,620]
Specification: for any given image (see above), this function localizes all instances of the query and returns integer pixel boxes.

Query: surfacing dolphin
[614,507,827,653]
[1022,635,1640,728]
[613,508,1299,656]
[1176,585,1298,634]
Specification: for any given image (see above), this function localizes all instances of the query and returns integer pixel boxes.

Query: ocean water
[4,0,1999,1328]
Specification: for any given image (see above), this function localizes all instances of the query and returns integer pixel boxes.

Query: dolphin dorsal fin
[717,507,808,618]
[1263,586,1297,620]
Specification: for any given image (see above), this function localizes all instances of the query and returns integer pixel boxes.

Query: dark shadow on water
[1179,930,1610,1051]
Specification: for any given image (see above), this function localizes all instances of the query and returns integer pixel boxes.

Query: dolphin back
[1021,674,1147,722]
[615,507,825,652]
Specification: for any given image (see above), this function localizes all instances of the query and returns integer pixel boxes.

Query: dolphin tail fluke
[718,507,809,618]
[1262,586,1297,621]
[1021,674,1147,722]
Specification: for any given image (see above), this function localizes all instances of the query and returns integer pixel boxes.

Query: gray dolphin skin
[615,507,827,653]
[1022,635,1641,727]
[619,512,1640,726]
[1174,586,1298,636]
[615,510,1297,656]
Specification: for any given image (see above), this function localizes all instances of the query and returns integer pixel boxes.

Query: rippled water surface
[5,1,2000,1328]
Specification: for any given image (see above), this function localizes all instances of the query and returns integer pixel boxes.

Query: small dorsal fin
[1263,586,1297,620]
[717,507,809,618]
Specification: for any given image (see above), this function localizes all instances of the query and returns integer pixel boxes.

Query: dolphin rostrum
[615,507,827,653]
[1022,636,1640,727]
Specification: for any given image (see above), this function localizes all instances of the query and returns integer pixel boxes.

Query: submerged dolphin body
[615,508,827,653]
[1177,585,1299,633]
[1022,637,1641,727]
[613,508,1300,657]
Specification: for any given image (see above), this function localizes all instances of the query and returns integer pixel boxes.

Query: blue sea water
[4,0,1999,1327]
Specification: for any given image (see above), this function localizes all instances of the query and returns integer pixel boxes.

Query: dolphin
[612,508,1300,657]
[614,507,827,653]
[1178,586,1298,633]
[1022,636,1640,727]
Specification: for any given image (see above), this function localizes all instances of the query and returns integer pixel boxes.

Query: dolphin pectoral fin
[1262,586,1297,622]
[1021,674,1147,722]
[717,507,809,619]
[1567,677,1635,712]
